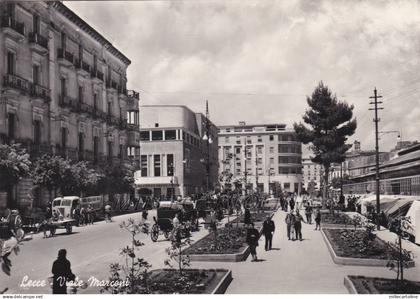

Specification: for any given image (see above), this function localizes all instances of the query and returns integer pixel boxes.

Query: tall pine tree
[294,82,357,206]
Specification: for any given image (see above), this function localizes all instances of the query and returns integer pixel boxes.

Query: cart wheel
[50,227,56,237]
[66,224,73,234]
[150,224,159,242]
[163,230,171,240]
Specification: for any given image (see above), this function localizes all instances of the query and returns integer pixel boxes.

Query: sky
[65,0,420,156]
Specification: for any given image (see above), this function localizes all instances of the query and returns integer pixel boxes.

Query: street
[1,210,214,294]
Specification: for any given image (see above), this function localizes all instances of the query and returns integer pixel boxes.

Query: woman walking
[246,223,260,261]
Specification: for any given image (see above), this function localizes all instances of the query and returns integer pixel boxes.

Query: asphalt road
[1,210,213,294]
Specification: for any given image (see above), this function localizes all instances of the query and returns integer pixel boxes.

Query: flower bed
[148,269,231,294]
[183,226,247,255]
[323,228,411,261]
[346,275,420,294]
[321,212,353,226]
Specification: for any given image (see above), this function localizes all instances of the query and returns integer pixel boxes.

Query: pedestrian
[305,204,313,224]
[294,210,306,241]
[81,207,88,226]
[262,215,275,251]
[284,198,288,212]
[73,206,80,227]
[51,249,75,294]
[315,208,322,230]
[104,204,112,223]
[246,222,260,261]
[88,205,94,224]
[285,210,295,241]
[289,196,295,211]
[244,206,251,227]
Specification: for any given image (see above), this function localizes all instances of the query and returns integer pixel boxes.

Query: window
[140,131,150,141]
[225,136,229,143]
[78,44,83,61]
[140,155,148,176]
[127,147,135,158]
[269,146,274,154]
[78,132,84,154]
[34,120,41,145]
[8,113,15,140]
[279,167,289,174]
[118,144,124,159]
[6,3,15,18]
[152,130,163,141]
[107,102,112,116]
[257,136,262,142]
[78,86,83,103]
[61,32,66,50]
[155,123,159,128]
[60,78,66,97]
[269,135,274,141]
[235,147,241,154]
[93,94,98,110]
[165,130,176,140]
[257,146,263,154]
[93,54,97,72]
[33,14,40,33]
[107,141,113,159]
[93,136,99,161]
[226,128,231,132]
[246,137,252,144]
[154,155,161,177]
[284,183,290,190]
[167,154,174,176]
[61,127,67,149]
[7,52,15,75]
[32,65,40,85]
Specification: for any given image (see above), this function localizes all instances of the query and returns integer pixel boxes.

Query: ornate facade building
[0,2,140,209]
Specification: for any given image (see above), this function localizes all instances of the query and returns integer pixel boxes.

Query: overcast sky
[66,0,420,156]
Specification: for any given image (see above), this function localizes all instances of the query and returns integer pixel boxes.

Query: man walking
[51,249,75,294]
[285,210,295,241]
[262,215,275,250]
[294,210,306,241]
[305,204,313,224]
[246,223,260,261]
[315,208,322,230]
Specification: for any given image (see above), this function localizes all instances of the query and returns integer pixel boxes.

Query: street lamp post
[268,167,273,195]
[244,145,248,196]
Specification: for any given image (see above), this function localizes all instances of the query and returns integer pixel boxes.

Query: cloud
[65,0,420,154]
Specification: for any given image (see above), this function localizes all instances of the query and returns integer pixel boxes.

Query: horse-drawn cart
[150,200,198,242]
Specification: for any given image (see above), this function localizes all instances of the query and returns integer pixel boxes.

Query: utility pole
[369,88,383,230]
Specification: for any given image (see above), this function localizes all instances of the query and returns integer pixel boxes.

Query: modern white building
[218,122,303,194]
[135,105,218,199]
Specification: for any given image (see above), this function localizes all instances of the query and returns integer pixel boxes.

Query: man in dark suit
[262,215,275,250]
[52,249,75,294]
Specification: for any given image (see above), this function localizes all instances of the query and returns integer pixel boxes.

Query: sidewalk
[190,209,420,294]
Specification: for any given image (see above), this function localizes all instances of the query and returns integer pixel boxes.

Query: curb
[211,270,233,294]
[321,229,415,268]
[189,245,250,262]
[343,275,358,294]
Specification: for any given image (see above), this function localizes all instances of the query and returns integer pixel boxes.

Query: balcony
[106,80,118,91]
[1,17,25,41]
[79,102,94,115]
[3,74,30,94]
[127,90,139,100]
[127,123,139,131]
[127,90,140,110]
[90,69,104,83]
[59,95,75,109]
[57,48,74,67]
[30,83,51,103]
[74,59,90,77]
[127,130,140,147]
[28,32,48,55]
[118,118,128,130]
[106,115,120,127]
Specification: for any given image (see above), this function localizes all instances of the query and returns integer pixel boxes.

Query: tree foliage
[0,143,31,191]
[294,82,356,202]
[99,165,134,195]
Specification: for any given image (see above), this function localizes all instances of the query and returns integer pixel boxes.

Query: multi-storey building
[218,122,303,194]
[302,158,322,192]
[135,105,218,200]
[0,2,140,210]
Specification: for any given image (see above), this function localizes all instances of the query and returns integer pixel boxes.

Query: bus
[52,196,105,220]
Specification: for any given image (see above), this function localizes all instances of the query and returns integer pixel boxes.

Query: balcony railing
[127,123,139,131]
[74,59,91,73]
[28,32,48,49]
[59,95,74,108]
[127,90,140,100]
[30,83,50,102]
[57,48,74,64]
[1,17,25,36]
[4,74,30,93]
